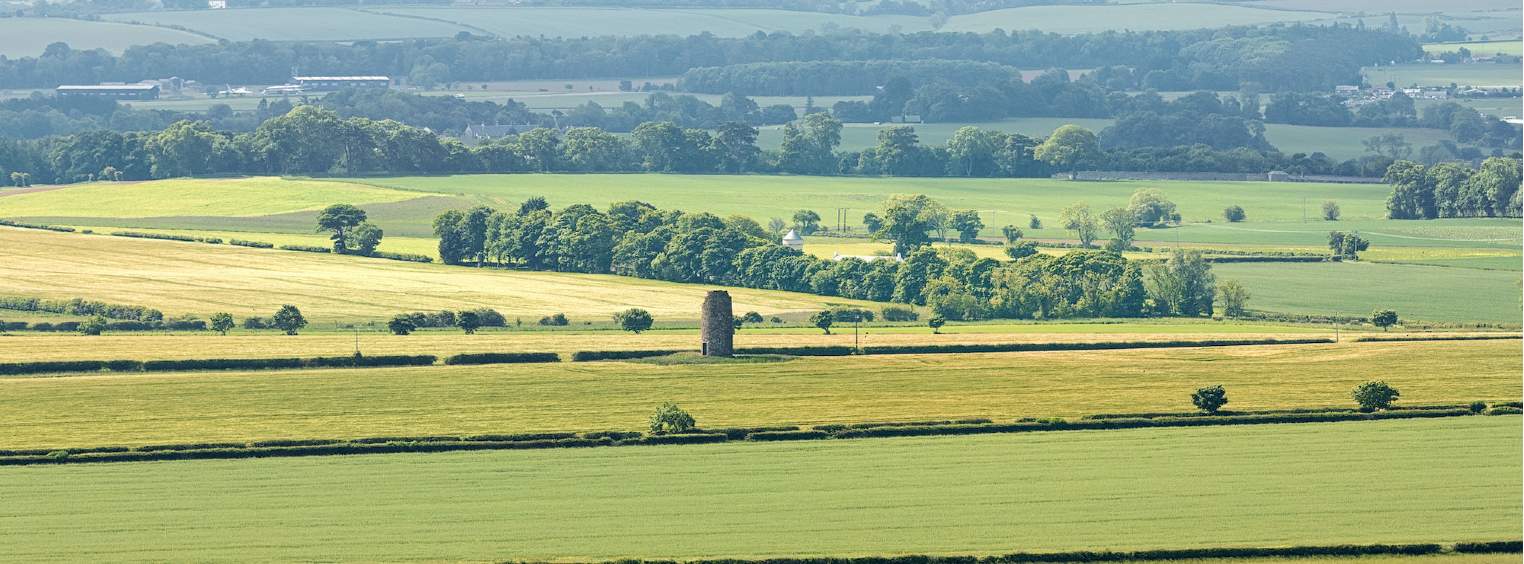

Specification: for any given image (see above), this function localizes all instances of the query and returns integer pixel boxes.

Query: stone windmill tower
[700,290,735,357]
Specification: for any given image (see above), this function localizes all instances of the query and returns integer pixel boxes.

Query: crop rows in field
[1,417,1516,561]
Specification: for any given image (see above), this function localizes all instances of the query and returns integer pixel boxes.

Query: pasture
[1425,41,1524,57]
[1,339,1514,449]
[0,17,213,58]
[1,417,1517,561]
[0,227,875,322]
[1363,64,1522,89]
[1213,262,1523,324]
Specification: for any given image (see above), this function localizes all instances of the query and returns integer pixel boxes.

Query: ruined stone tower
[700,290,734,357]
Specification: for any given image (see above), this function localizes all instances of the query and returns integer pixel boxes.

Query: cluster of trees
[0,26,1417,92]
[1099,91,1272,151]
[0,93,269,140]
[320,89,797,135]
[429,196,1235,321]
[1383,157,1523,219]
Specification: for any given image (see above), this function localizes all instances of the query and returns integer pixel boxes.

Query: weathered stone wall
[700,290,734,357]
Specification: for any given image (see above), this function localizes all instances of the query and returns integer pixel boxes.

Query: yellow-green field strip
[1,417,1517,561]
[2,340,1515,450]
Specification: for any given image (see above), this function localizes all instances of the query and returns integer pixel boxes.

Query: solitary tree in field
[928,315,946,334]
[1059,203,1099,248]
[614,308,654,333]
[272,305,307,336]
[1191,385,1229,414]
[792,209,822,235]
[1322,201,1341,221]
[387,315,416,336]
[1215,280,1250,318]
[209,312,234,335]
[1101,207,1135,252]
[649,402,696,434]
[1328,231,1369,260]
[1371,309,1399,331]
[1352,381,1400,411]
[317,204,368,254]
[456,311,481,334]
[810,310,834,335]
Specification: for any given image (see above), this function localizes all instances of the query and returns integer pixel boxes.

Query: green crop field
[1425,40,1524,57]
[2,417,1517,561]
[0,227,875,323]
[2,339,1515,449]
[0,178,419,218]
[1416,97,1524,119]
[940,3,1328,34]
[1213,262,1524,324]
[0,17,214,58]
[1364,64,1523,88]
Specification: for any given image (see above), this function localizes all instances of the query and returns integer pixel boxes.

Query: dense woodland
[0,25,1417,92]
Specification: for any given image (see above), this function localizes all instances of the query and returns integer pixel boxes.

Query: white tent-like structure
[781,229,805,252]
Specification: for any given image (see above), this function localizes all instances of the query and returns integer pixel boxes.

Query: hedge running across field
[442,352,560,365]
[614,541,1524,564]
[0,354,437,376]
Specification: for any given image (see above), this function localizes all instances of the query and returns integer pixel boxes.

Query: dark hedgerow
[734,346,856,356]
[571,349,686,362]
[229,239,276,248]
[278,244,331,253]
[1453,541,1523,553]
[442,352,560,365]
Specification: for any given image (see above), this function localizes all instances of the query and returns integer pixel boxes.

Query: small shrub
[881,306,918,322]
[78,316,108,336]
[1223,205,1246,222]
[538,313,569,326]
[1192,385,1229,414]
[1353,380,1400,411]
[209,312,234,335]
[649,402,696,434]
[1322,200,1341,221]
[241,316,269,330]
[613,308,654,333]
[1468,400,1487,413]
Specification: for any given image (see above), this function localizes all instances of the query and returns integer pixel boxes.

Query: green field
[1415,97,1524,119]
[1425,40,1524,57]
[0,17,213,57]
[2,338,1514,449]
[1364,63,1523,88]
[2,417,1517,561]
[1213,262,1523,324]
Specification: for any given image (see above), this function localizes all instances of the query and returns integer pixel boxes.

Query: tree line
[430,195,1231,321]
[0,104,1433,186]
[1,25,1417,92]
[1383,157,1523,219]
